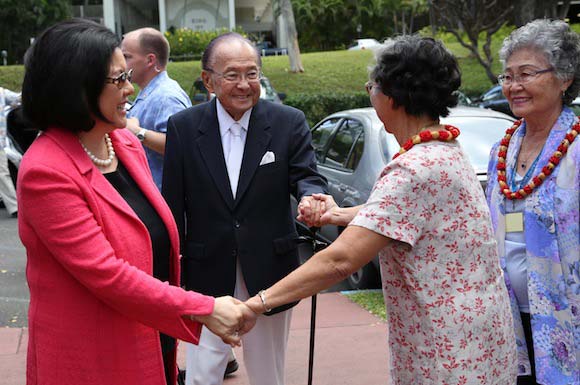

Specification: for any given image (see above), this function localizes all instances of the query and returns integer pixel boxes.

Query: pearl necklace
[392,124,461,160]
[80,133,115,167]
[496,118,579,200]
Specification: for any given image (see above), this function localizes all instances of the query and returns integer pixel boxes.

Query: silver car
[297,106,515,290]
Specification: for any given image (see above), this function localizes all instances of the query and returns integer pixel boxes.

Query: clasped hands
[296,193,341,228]
[192,296,257,346]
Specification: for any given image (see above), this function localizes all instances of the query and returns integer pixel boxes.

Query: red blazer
[17,127,214,385]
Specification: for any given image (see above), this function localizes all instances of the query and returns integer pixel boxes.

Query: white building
[72,0,286,48]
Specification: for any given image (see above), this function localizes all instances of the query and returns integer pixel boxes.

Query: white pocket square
[259,151,275,166]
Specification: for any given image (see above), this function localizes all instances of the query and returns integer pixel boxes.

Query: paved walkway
[1,292,389,385]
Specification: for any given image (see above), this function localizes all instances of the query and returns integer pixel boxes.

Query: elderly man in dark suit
[162,33,327,385]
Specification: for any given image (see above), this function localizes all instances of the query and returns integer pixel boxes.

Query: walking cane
[297,228,328,385]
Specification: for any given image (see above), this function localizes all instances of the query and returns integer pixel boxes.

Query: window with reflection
[324,119,364,171]
[311,118,340,162]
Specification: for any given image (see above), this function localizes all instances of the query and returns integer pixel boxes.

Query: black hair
[22,18,121,132]
[201,32,261,71]
[371,35,461,120]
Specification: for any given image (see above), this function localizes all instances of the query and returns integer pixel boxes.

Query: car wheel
[347,262,380,290]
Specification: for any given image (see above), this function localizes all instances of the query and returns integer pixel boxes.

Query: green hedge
[285,92,371,126]
[165,27,245,61]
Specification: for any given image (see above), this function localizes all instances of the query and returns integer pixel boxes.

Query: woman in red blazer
[17,19,254,385]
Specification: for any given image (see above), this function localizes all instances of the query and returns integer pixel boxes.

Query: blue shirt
[128,71,191,190]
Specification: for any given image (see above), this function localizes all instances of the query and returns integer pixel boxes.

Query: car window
[481,87,503,102]
[260,78,278,101]
[324,119,364,170]
[346,133,364,170]
[311,118,341,162]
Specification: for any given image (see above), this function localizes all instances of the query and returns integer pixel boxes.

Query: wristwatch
[136,128,147,142]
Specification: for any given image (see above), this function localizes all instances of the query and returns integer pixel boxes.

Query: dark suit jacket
[163,99,327,314]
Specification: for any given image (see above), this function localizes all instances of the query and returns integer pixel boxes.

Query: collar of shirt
[216,99,252,138]
[133,71,169,103]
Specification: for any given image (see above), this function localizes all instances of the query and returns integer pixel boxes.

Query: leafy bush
[285,92,371,126]
[165,27,245,61]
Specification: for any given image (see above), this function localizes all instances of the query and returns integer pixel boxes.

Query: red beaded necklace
[392,124,461,160]
[496,119,579,200]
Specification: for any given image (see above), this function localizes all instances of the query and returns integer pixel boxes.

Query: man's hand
[296,194,338,227]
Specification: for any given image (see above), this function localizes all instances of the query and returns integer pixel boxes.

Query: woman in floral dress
[244,35,517,385]
[486,19,580,385]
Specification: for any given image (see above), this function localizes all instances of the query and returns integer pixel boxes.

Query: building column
[103,0,115,32]
[228,0,235,30]
[158,0,167,32]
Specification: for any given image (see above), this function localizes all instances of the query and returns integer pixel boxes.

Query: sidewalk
[0,292,389,385]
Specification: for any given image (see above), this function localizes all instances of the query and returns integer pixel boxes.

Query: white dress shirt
[216,100,252,197]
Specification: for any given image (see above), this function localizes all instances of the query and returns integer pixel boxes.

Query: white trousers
[0,148,17,215]
[185,261,292,385]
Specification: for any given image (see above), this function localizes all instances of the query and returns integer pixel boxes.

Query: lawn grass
[0,44,494,98]
[343,290,387,321]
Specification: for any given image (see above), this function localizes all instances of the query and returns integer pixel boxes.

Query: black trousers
[161,333,176,385]
[517,312,539,385]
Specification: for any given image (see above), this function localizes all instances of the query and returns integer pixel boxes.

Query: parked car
[477,84,580,117]
[255,41,287,56]
[476,85,513,116]
[347,38,381,51]
[190,76,285,104]
[454,90,474,106]
[295,106,515,290]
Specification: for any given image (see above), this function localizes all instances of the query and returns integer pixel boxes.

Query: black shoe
[177,369,186,385]
[224,359,239,378]
[10,211,17,218]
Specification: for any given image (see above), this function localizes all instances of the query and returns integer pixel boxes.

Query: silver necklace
[80,133,115,167]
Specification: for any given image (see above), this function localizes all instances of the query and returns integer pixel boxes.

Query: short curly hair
[499,19,580,105]
[370,35,461,120]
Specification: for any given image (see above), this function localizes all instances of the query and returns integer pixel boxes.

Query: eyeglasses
[206,68,262,83]
[106,68,133,89]
[365,81,379,94]
[497,68,554,86]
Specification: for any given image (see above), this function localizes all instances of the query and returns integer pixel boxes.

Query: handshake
[192,296,257,346]
[296,193,352,228]
[192,194,347,346]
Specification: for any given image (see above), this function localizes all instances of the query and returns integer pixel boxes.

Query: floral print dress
[350,140,517,385]
[486,107,580,385]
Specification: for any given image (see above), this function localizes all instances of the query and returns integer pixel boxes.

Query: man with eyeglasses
[121,28,191,190]
[163,33,327,385]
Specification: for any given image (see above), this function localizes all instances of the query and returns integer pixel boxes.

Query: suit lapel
[197,100,235,210]
[235,101,271,205]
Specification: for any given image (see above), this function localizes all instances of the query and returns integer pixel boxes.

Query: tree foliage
[0,0,71,65]
[291,0,429,51]
[512,0,571,27]
[432,0,513,84]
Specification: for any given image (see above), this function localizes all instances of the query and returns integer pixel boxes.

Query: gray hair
[499,19,580,105]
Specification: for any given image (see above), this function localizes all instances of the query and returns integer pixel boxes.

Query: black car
[295,106,515,290]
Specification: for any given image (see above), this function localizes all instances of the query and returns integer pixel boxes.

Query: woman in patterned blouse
[486,19,580,385]
[245,35,517,385]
